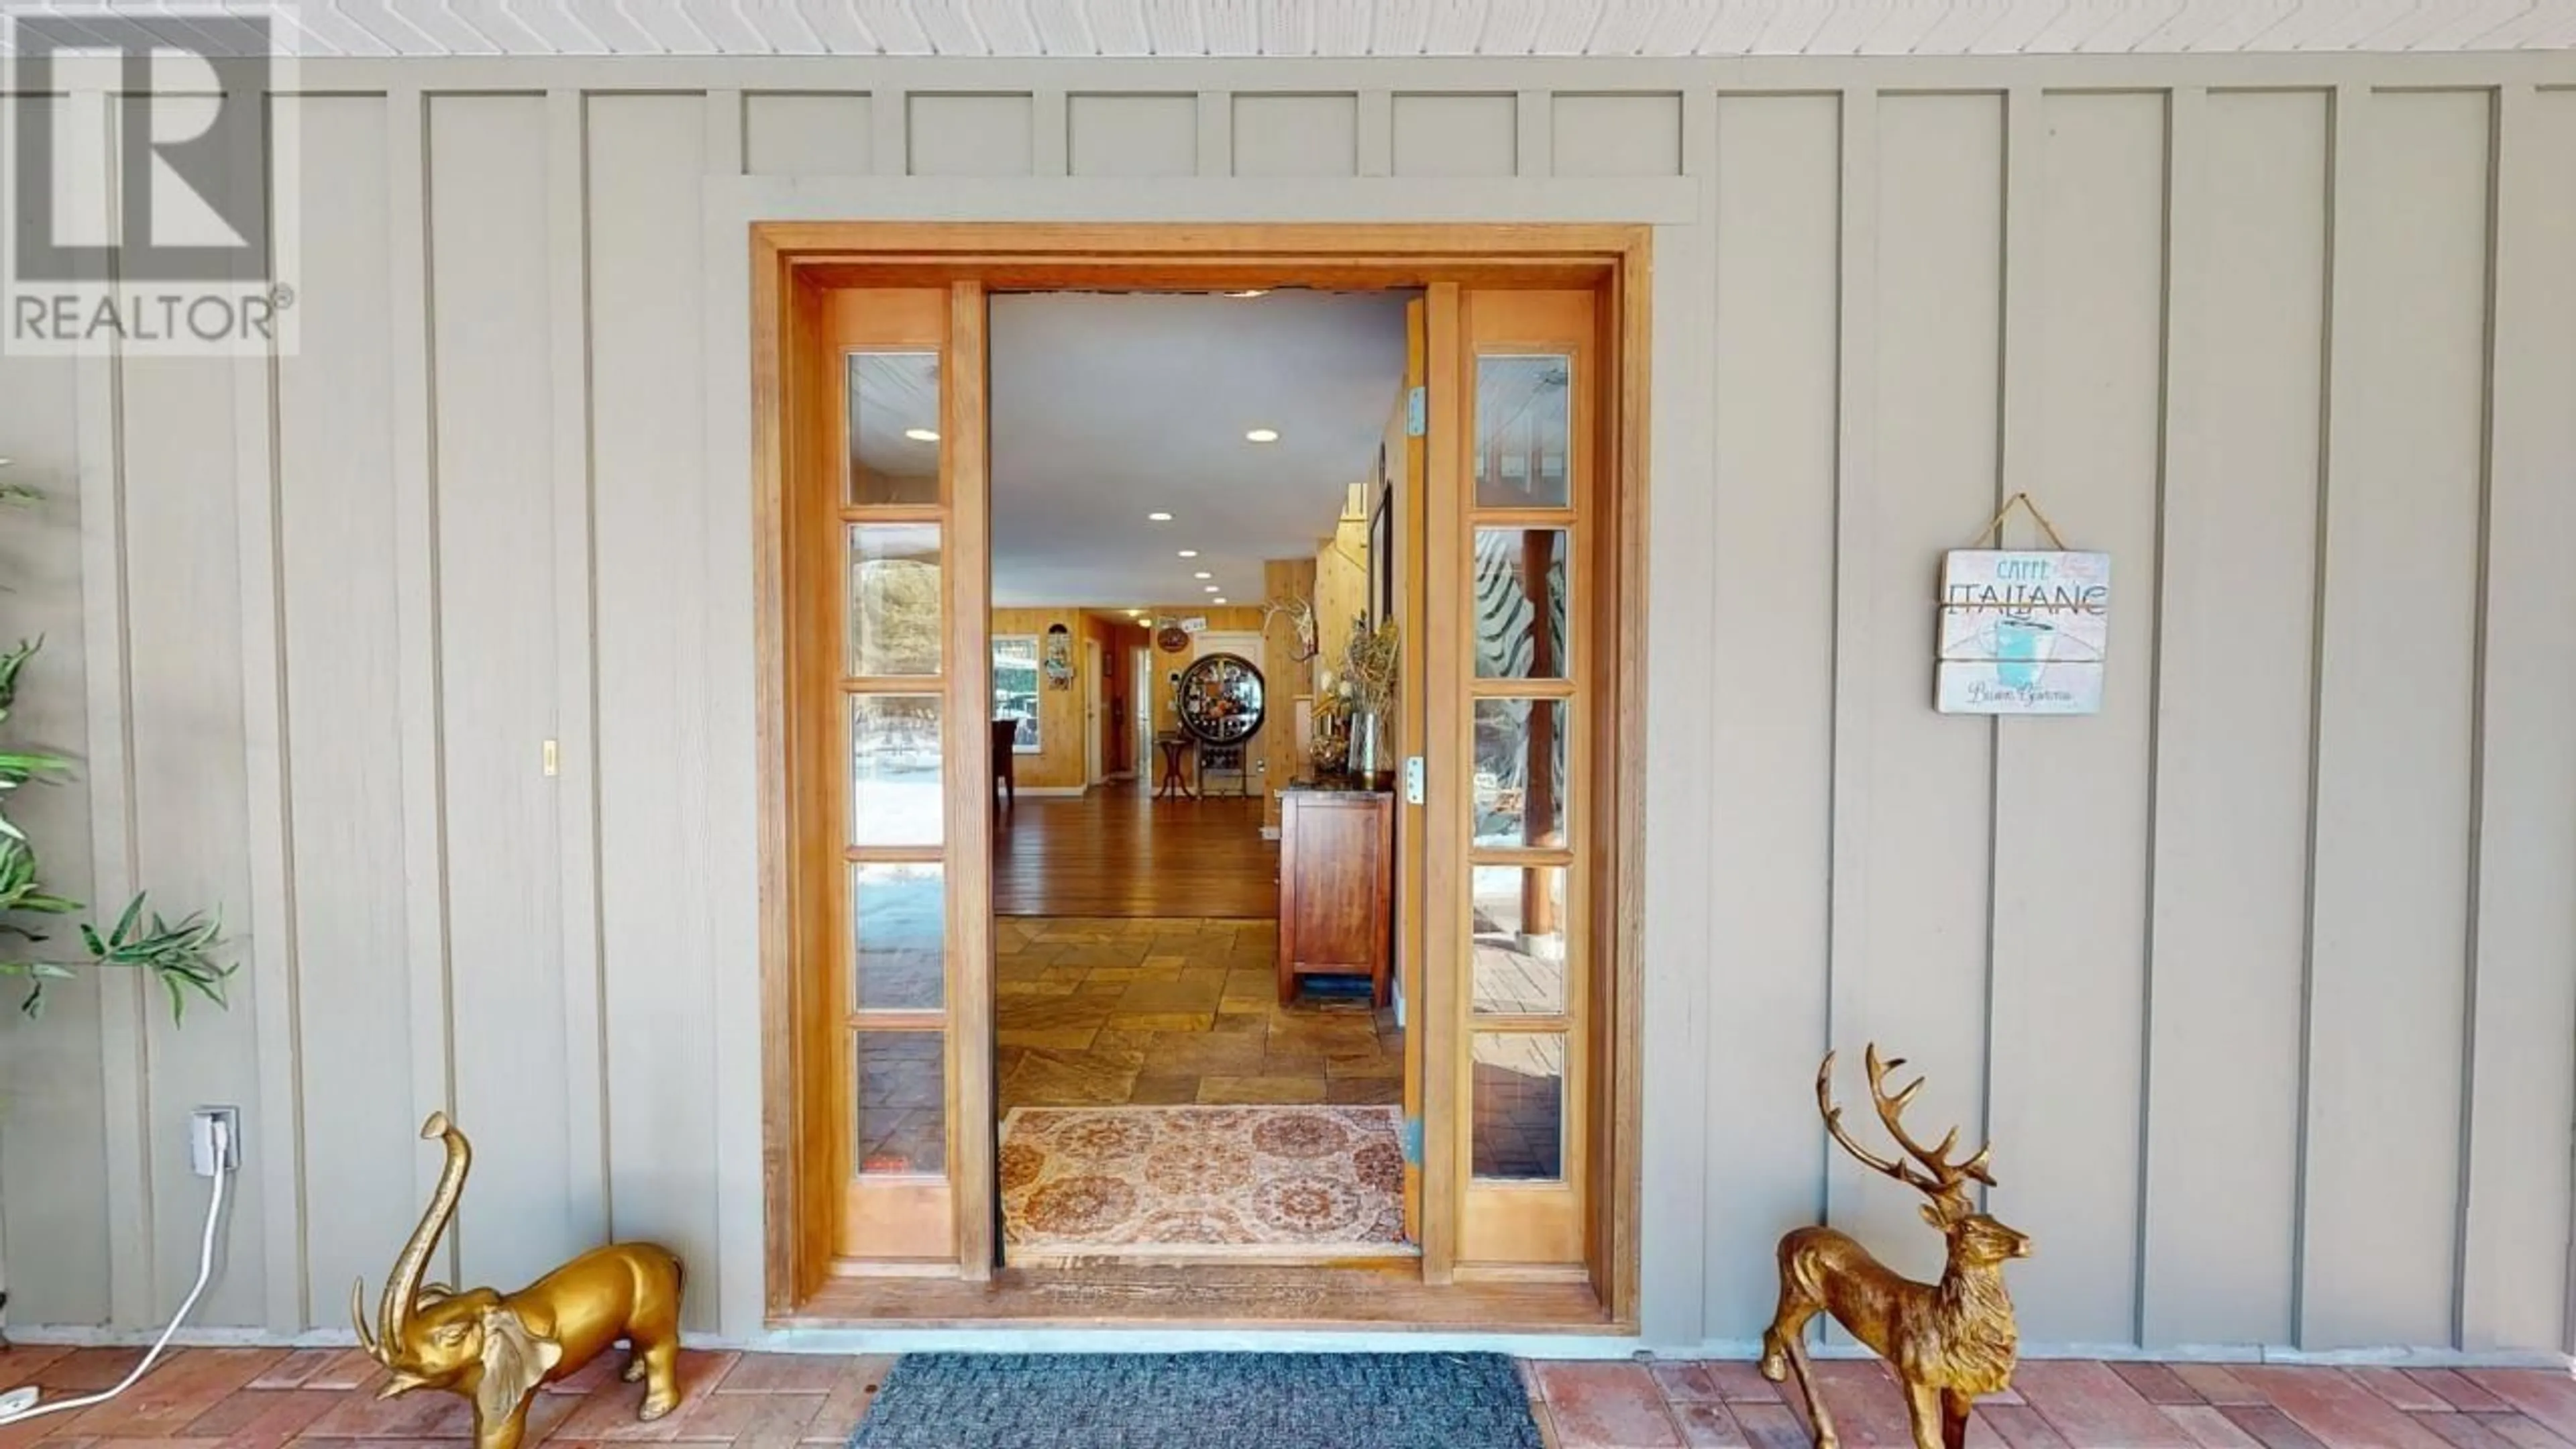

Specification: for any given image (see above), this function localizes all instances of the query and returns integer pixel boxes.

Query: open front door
[784,279,995,1285]
[1425,284,1602,1276]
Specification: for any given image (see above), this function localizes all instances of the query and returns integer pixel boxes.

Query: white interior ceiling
[4,0,2569,54]
[988,290,1408,610]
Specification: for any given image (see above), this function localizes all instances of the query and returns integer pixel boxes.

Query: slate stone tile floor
[2,1344,2570,1449]
[989,915,1406,1116]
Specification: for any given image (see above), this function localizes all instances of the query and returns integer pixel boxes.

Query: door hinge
[1405,386,1426,437]
[1399,1116,1424,1167]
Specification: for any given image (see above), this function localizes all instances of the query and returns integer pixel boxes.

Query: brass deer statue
[353,1114,686,1449]
[1761,1046,2032,1449]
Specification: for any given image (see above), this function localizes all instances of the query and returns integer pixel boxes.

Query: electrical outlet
[189,1106,241,1177]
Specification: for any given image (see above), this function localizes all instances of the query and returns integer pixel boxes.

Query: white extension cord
[0,1116,234,1426]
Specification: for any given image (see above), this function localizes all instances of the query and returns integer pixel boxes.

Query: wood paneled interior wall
[0,62,2570,1359]
[1313,506,1371,693]
[988,606,1090,790]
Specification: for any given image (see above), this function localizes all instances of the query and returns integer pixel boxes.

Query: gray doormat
[845,1352,1544,1449]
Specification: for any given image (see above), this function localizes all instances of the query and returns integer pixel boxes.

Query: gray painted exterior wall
[0,52,2570,1360]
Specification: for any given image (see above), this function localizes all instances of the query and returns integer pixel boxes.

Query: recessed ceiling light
[1244,428,1280,444]
[1213,597,1228,604]
[1203,585,1220,593]
[1177,549,1199,559]
[1193,571,1212,580]
[1128,609,1145,618]
[1147,511,1173,522]
[903,427,940,443]
[1226,289,1268,299]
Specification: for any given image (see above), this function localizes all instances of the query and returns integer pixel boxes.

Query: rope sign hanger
[1962,492,2070,553]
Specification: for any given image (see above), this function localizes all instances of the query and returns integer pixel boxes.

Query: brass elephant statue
[353,1113,685,1449]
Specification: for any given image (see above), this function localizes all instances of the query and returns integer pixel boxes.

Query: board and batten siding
[0,57,2569,1358]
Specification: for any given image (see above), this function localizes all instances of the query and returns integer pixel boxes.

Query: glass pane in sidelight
[847,352,942,506]
[1474,354,1572,509]
[1472,527,1570,680]
[1471,1032,1565,1181]
[855,1031,947,1175]
[1470,698,1570,851]
[1471,865,1568,1016]
[853,862,945,1012]
[847,524,943,677]
[849,694,943,847]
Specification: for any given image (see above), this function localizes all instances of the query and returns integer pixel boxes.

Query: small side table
[1154,735,1197,800]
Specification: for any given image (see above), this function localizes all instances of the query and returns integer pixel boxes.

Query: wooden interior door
[790,280,994,1279]
[1427,286,1600,1273]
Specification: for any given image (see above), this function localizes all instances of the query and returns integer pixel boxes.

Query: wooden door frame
[1082,637,1104,784]
[753,223,1650,1333]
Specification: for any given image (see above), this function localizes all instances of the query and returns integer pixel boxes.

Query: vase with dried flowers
[1336,616,1399,789]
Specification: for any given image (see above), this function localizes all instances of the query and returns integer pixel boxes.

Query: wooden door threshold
[1005,1247,1424,1273]
[784,1264,1617,1333]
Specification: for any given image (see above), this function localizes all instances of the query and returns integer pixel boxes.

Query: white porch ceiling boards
[3,0,2570,55]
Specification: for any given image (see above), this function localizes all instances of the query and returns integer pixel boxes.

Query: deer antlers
[1817,1044,1996,1209]
[1260,596,1319,662]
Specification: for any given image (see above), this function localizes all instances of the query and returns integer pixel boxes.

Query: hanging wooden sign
[1937,549,2110,714]
[1935,494,2107,716]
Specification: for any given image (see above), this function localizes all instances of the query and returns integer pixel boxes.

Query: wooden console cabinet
[1276,786,1394,1006]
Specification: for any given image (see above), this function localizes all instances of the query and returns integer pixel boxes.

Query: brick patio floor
[0,1344,2569,1449]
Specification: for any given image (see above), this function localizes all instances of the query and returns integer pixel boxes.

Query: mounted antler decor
[1761,1046,2031,1449]
[354,1114,686,1449]
[1260,594,1319,663]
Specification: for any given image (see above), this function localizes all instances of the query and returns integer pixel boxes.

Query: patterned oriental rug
[998,1104,1411,1260]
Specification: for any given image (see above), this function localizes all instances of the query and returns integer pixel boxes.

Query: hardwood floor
[994,782,1278,918]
